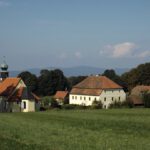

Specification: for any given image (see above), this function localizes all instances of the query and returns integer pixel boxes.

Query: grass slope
[0,109,150,150]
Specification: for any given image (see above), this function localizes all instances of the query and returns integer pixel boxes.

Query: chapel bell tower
[0,57,9,81]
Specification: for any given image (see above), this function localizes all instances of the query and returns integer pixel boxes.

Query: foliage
[41,96,59,109]
[91,100,103,109]
[102,69,128,92]
[37,69,69,96]
[50,98,59,108]
[18,71,38,92]
[121,62,150,91]
[68,76,87,90]
[0,109,150,150]
[40,96,52,109]
[61,104,88,110]
[142,92,150,108]
[109,100,133,108]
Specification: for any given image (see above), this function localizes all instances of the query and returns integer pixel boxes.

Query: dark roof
[8,87,40,102]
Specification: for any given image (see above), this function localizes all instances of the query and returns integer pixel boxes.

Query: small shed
[54,91,69,105]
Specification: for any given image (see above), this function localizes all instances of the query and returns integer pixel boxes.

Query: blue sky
[0,0,150,70]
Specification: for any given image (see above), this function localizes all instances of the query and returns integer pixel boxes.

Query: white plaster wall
[69,89,126,108]
[69,95,100,106]
[100,89,126,108]
[22,99,35,112]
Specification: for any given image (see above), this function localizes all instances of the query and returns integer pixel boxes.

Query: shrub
[40,96,59,110]
[142,92,150,108]
[91,100,103,109]
[61,104,77,110]
[40,96,52,109]
[109,100,133,108]
[50,98,60,108]
[61,104,89,110]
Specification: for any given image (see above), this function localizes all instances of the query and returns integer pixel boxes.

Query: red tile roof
[70,76,122,96]
[0,78,40,102]
[74,76,122,89]
[71,88,102,96]
[54,91,68,99]
[0,78,21,96]
[131,85,150,96]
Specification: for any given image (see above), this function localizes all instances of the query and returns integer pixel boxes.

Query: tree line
[18,62,150,96]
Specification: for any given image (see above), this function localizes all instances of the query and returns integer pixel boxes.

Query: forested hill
[10,66,129,77]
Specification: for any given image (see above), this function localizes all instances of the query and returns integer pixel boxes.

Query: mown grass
[0,109,150,150]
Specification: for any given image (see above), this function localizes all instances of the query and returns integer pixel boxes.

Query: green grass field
[0,109,150,150]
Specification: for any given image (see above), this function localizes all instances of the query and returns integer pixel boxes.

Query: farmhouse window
[112,97,114,101]
[89,97,91,101]
[84,97,86,100]
[104,97,106,101]
[119,97,121,101]
[72,96,74,99]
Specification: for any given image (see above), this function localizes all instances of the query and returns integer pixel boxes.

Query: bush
[61,104,89,110]
[142,92,150,108]
[50,98,60,108]
[41,96,59,110]
[91,100,103,109]
[109,100,133,108]
[61,104,77,110]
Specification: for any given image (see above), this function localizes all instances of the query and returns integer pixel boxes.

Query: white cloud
[101,42,136,58]
[0,1,10,7]
[111,42,136,58]
[75,52,82,59]
[100,42,150,59]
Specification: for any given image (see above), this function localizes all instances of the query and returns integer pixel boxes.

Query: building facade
[69,76,126,108]
[0,60,40,112]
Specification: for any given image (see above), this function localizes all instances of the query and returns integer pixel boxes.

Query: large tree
[68,76,87,90]
[18,71,38,92]
[121,62,150,91]
[37,69,69,96]
[102,69,128,91]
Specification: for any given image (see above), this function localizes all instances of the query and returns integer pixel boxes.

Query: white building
[69,75,126,108]
[0,60,40,112]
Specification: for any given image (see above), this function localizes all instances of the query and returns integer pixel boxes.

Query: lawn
[0,109,150,150]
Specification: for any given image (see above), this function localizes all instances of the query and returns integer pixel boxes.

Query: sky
[0,0,150,70]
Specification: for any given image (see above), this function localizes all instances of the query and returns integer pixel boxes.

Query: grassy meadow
[0,109,150,150]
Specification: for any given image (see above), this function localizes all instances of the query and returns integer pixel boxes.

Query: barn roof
[54,91,68,99]
[74,76,122,89]
[70,76,122,96]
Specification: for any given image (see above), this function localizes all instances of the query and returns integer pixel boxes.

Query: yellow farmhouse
[69,75,126,108]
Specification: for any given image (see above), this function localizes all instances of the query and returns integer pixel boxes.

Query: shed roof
[54,91,68,99]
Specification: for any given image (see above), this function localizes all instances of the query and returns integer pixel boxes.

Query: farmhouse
[69,75,126,108]
[129,85,150,106]
[0,60,40,112]
[54,91,69,105]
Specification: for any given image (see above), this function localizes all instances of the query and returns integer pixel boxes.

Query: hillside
[9,66,129,77]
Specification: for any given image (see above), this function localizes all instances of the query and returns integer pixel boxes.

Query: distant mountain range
[9,66,130,77]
